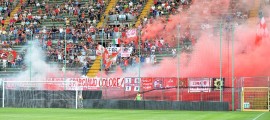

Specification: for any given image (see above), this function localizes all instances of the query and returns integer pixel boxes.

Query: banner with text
[2,77,206,92]
[47,77,125,90]
[121,47,133,57]
[106,47,121,55]
[141,78,153,91]
[126,29,137,38]
[188,78,211,92]
[163,78,188,88]
[124,77,141,91]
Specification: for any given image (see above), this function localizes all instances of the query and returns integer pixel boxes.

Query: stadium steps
[135,0,154,27]
[86,56,101,77]
[247,0,261,25]
[2,0,26,29]
[249,0,261,18]
[97,0,119,28]
[12,44,26,52]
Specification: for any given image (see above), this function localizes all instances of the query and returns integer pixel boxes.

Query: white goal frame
[2,81,79,109]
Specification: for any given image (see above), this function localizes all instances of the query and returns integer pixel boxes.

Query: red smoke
[98,0,270,78]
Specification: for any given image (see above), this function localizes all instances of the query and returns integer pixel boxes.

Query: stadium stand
[0,0,251,78]
[0,0,210,77]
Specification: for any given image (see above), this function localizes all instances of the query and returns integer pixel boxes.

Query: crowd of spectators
[107,0,144,25]
[0,0,189,75]
[113,38,174,72]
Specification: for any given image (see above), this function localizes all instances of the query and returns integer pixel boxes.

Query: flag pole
[219,20,223,102]
[138,28,142,95]
[231,24,235,111]
[100,25,104,98]
[64,30,67,89]
[30,31,32,81]
[177,25,181,101]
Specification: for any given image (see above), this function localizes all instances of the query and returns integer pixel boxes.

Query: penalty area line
[252,112,266,120]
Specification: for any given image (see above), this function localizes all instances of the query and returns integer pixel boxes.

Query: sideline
[252,112,266,120]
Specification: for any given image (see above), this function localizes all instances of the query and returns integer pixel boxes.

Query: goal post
[241,87,269,111]
[2,81,79,109]
[269,77,270,111]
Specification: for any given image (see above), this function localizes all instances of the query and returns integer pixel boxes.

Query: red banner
[164,77,177,88]
[153,78,164,89]
[163,78,188,88]
[0,50,17,62]
[2,77,188,91]
[141,78,153,91]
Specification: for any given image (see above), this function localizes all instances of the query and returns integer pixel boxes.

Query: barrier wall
[82,99,229,111]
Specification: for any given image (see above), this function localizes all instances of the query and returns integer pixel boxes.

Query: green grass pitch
[0,108,269,120]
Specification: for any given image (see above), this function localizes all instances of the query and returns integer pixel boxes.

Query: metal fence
[0,76,269,111]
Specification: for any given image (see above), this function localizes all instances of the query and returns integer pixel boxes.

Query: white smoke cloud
[14,39,59,81]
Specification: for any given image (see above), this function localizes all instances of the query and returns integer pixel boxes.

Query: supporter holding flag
[256,16,269,45]
[113,38,121,45]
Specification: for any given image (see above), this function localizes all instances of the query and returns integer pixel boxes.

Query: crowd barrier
[82,99,229,111]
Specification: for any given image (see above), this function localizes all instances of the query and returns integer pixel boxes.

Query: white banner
[124,77,141,92]
[106,47,120,54]
[121,47,133,57]
[188,78,211,92]
[126,29,137,38]
[96,44,105,56]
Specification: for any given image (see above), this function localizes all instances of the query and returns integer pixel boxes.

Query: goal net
[241,87,269,111]
[2,81,79,109]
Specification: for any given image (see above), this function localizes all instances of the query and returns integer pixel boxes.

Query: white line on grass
[252,112,265,120]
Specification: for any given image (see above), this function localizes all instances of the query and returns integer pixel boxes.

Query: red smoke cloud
[98,0,270,78]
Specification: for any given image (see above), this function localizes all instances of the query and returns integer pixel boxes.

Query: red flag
[11,50,17,62]
[6,50,17,62]
[0,50,8,59]
[260,17,266,29]
[124,59,128,66]
[105,48,121,69]
[105,61,112,69]
[96,44,104,56]
[102,49,109,64]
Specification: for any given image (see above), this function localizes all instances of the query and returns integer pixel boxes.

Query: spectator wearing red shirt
[66,27,71,39]
[66,42,73,54]
[55,8,60,16]
[1,19,5,27]
[47,39,52,50]
[38,8,42,15]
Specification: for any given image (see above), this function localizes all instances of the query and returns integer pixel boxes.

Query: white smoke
[15,39,59,81]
